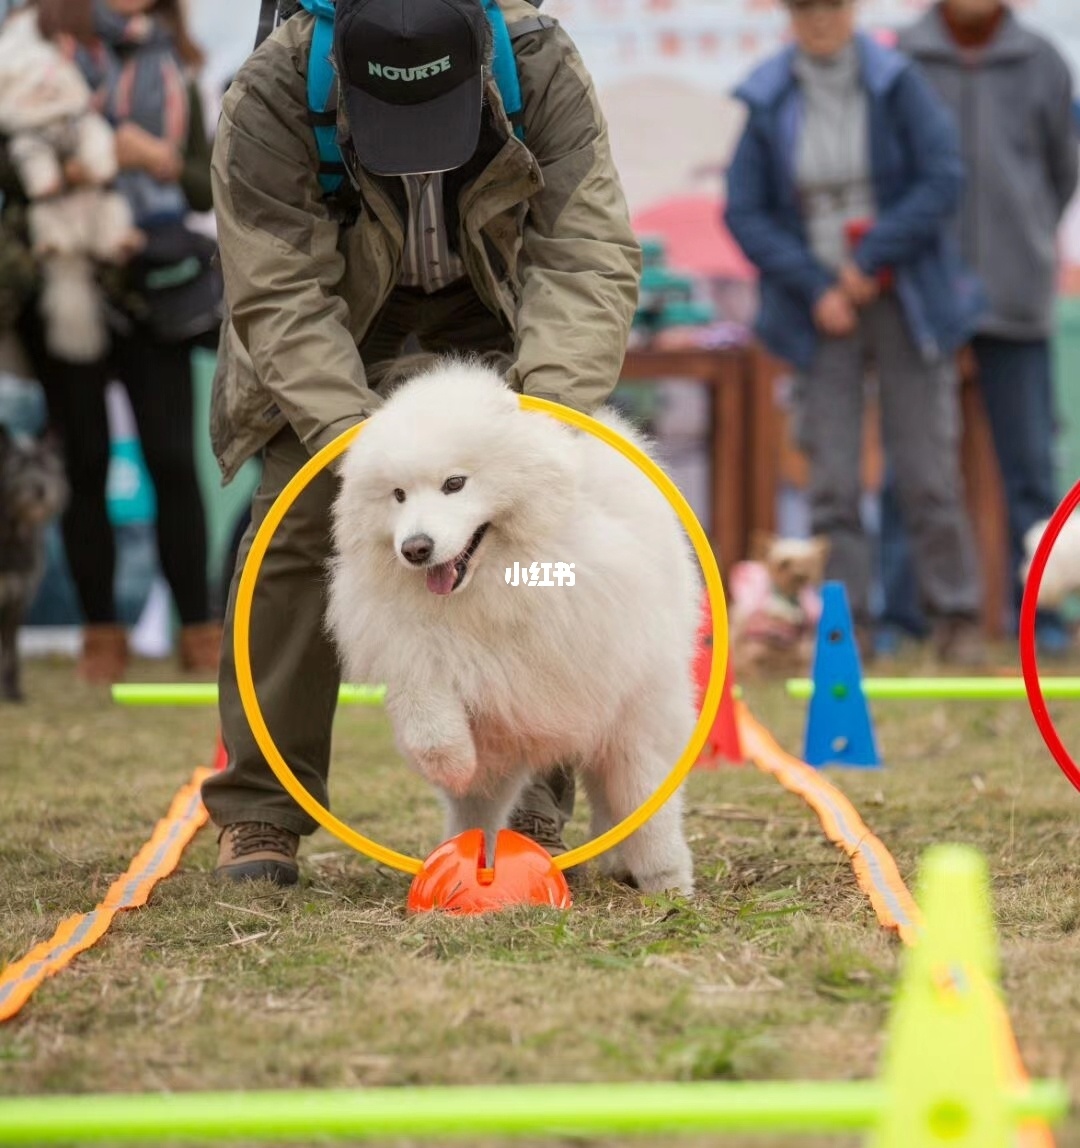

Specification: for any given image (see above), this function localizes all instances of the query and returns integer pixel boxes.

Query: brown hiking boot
[77,624,128,685]
[932,617,987,668]
[179,622,223,674]
[506,809,569,858]
[216,822,299,886]
[507,768,580,883]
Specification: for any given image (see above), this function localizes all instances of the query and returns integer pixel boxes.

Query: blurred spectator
[880,0,1080,655]
[1,0,219,685]
[0,1,141,365]
[724,0,986,664]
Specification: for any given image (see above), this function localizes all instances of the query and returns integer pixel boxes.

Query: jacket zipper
[352,169,405,294]
[960,59,978,268]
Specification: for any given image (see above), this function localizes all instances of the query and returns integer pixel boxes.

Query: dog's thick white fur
[1021,516,1080,608]
[0,8,137,362]
[326,358,701,894]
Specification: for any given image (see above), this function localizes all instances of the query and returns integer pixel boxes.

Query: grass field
[2,651,1080,1148]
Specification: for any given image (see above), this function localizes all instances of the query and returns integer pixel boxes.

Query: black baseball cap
[334,0,489,176]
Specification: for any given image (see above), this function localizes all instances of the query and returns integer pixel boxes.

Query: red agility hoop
[1020,477,1080,796]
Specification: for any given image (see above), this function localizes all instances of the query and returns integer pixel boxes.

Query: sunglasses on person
[785,0,853,12]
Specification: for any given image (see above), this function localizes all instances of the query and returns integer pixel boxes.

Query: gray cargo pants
[202,280,575,837]
[793,296,981,627]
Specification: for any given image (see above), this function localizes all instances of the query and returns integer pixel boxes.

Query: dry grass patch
[1,650,1079,1147]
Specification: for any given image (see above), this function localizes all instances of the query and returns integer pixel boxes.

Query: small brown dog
[730,533,830,680]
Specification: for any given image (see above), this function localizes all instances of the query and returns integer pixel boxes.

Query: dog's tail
[365,349,514,397]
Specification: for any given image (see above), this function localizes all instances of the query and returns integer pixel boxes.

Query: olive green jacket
[208,0,641,481]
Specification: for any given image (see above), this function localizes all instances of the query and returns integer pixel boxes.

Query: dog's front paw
[603,848,695,895]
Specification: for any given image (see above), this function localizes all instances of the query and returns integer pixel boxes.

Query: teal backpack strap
[497,9,557,141]
[483,0,525,141]
[300,0,347,195]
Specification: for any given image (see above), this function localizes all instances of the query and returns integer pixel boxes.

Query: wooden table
[620,346,752,574]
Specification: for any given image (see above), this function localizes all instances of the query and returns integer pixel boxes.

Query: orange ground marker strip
[984,976,1057,1148]
[736,702,921,945]
[735,700,1052,1147]
[0,767,212,1023]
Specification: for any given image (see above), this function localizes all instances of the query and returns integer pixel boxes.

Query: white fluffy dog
[1021,516,1080,608]
[0,7,138,362]
[326,357,701,894]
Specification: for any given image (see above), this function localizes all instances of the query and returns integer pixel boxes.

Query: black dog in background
[0,425,67,701]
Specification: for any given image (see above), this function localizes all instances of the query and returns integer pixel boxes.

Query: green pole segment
[787,677,1080,700]
[111,684,386,707]
[0,1081,1066,1144]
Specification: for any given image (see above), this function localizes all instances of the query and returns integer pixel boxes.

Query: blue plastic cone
[804,582,881,769]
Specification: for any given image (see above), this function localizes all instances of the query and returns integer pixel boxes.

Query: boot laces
[224,822,296,858]
[507,811,567,852]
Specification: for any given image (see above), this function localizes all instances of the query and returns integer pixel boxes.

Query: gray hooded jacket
[898,5,1078,340]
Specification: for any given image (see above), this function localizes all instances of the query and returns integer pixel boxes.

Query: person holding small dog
[203,0,641,884]
[724,0,986,664]
[0,0,221,685]
[0,0,141,365]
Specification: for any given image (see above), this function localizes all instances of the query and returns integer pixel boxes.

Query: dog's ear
[0,424,11,454]
[749,530,776,563]
[496,409,579,541]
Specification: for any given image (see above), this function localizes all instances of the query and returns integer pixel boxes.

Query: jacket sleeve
[211,29,381,458]
[853,66,963,275]
[502,26,641,414]
[180,81,213,214]
[723,110,834,307]
[1040,45,1079,221]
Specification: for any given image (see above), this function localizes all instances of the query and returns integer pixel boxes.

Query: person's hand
[147,141,182,182]
[813,287,857,338]
[839,261,879,307]
[958,343,978,383]
[114,122,182,182]
[114,122,155,170]
[63,158,92,187]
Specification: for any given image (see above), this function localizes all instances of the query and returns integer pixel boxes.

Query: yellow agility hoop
[234,395,728,876]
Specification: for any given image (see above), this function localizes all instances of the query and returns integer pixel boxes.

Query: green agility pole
[111,684,386,706]
[787,676,1080,701]
[0,1080,1065,1144]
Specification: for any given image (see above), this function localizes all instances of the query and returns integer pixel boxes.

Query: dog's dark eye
[442,476,467,494]
[393,488,406,503]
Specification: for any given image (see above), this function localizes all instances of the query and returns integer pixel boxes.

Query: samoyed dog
[1021,515,1080,608]
[326,356,701,894]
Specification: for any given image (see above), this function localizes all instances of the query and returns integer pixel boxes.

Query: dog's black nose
[401,534,434,565]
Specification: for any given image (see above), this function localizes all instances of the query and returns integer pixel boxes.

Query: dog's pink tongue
[426,561,458,596]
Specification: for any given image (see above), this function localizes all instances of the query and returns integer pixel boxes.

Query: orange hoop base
[406,830,572,914]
